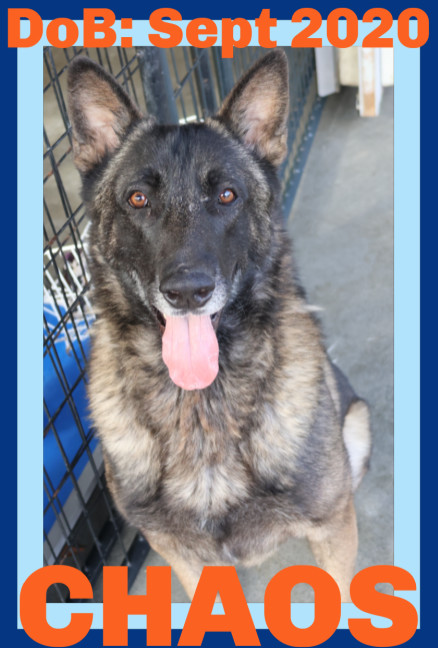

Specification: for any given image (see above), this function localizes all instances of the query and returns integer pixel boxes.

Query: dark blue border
[418,3,436,648]
[4,4,19,644]
[4,1,434,20]
[6,1,436,646]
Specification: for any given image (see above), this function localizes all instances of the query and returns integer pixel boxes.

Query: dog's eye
[128,191,149,209]
[218,189,237,205]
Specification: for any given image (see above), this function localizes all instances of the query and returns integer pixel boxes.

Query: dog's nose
[160,272,215,310]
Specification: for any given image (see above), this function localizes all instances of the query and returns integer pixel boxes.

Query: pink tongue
[162,314,219,390]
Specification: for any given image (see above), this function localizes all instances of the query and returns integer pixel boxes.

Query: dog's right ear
[67,57,143,174]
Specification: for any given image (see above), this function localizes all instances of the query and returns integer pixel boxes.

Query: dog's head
[67,51,289,390]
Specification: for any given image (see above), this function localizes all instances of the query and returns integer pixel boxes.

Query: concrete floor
[131,85,394,602]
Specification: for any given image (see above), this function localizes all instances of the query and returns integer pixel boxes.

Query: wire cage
[43,45,320,602]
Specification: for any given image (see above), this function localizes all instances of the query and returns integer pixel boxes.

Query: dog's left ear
[217,50,289,167]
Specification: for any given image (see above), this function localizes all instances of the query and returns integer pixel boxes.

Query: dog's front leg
[306,497,358,603]
[144,530,204,600]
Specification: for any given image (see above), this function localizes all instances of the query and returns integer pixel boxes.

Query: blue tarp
[43,304,97,533]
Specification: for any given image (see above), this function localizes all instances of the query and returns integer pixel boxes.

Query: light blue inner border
[17,19,420,633]
[17,43,44,622]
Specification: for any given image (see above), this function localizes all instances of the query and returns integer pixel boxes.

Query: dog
[67,50,371,602]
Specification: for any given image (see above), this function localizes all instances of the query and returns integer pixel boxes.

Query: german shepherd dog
[67,50,371,602]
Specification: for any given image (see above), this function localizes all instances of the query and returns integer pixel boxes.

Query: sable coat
[67,51,371,601]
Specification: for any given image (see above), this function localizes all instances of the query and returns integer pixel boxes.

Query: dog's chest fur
[88,282,339,564]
